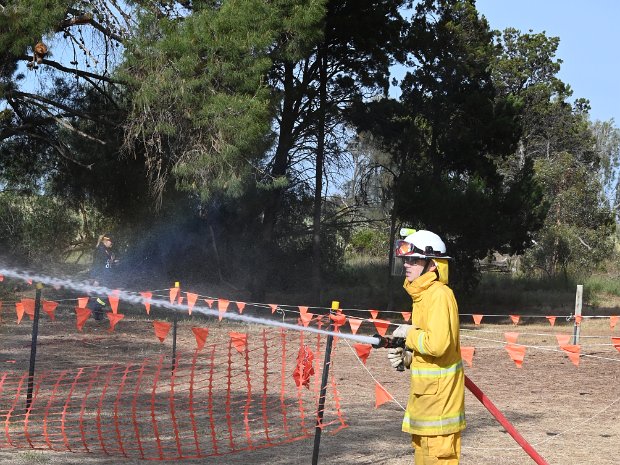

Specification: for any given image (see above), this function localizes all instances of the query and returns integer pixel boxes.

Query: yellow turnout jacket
[402,271,466,436]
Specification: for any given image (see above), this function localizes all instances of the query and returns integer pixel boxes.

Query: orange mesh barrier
[0,328,346,459]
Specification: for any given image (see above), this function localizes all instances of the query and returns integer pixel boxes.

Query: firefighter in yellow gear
[387,229,465,465]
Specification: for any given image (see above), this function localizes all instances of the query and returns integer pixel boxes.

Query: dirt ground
[0,302,619,465]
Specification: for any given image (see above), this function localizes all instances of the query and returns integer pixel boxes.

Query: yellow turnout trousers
[412,432,461,465]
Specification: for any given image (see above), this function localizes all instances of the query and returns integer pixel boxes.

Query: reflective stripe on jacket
[402,272,466,436]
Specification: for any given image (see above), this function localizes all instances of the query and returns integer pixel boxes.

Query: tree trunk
[312,44,327,302]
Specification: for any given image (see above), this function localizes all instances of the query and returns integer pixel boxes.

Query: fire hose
[373,334,549,465]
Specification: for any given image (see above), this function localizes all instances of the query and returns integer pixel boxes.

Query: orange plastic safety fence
[0,328,346,459]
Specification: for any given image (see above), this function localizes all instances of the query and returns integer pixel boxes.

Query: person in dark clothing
[89,233,118,320]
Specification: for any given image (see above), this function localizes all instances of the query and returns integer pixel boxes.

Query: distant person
[88,233,119,320]
[387,229,465,465]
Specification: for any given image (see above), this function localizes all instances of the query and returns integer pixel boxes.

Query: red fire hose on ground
[465,375,549,465]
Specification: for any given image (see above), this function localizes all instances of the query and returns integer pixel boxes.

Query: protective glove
[392,324,412,338]
[387,347,413,370]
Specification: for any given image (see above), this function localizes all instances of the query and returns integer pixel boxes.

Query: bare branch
[19,55,121,85]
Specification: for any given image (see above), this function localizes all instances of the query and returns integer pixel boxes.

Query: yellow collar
[403,272,438,302]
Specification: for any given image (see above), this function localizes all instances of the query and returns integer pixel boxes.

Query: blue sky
[475,0,619,124]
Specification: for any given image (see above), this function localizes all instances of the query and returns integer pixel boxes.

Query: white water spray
[0,266,379,346]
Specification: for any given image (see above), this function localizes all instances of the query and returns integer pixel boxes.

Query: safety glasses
[395,240,418,257]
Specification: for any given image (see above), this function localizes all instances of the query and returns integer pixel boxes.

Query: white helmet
[394,230,452,260]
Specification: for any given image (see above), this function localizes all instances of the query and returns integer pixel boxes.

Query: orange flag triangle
[509,315,520,325]
[610,315,618,330]
[22,298,35,320]
[353,343,372,365]
[300,312,314,327]
[575,315,583,325]
[204,298,214,308]
[369,309,379,319]
[140,291,152,314]
[0,274,3,281]
[348,318,363,334]
[401,312,412,322]
[375,383,392,408]
[299,306,308,316]
[561,344,581,366]
[169,287,179,304]
[15,302,25,324]
[373,319,390,337]
[546,316,556,327]
[230,332,247,354]
[192,327,209,351]
[611,337,620,353]
[153,321,171,342]
[77,296,89,308]
[236,301,246,314]
[76,307,91,331]
[460,346,475,367]
[504,332,519,344]
[42,300,58,321]
[177,295,184,305]
[108,290,120,314]
[472,314,483,325]
[186,292,198,315]
[505,344,526,368]
[556,334,571,347]
[218,299,229,321]
[107,312,124,332]
[269,304,278,314]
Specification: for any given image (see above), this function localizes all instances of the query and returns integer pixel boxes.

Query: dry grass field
[0,301,619,465]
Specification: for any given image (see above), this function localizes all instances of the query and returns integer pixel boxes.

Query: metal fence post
[26,283,43,409]
[311,300,339,465]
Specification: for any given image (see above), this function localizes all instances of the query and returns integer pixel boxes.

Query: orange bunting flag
[299,306,309,316]
[509,315,520,325]
[611,337,620,353]
[373,319,390,337]
[574,315,583,325]
[269,304,278,314]
[230,332,247,354]
[169,287,179,304]
[77,297,89,308]
[504,332,519,344]
[0,275,3,281]
[610,316,618,330]
[472,314,483,326]
[505,344,526,368]
[153,321,171,343]
[236,301,246,314]
[186,292,198,315]
[204,298,214,308]
[75,307,91,331]
[22,298,35,320]
[177,295,184,305]
[401,312,412,322]
[556,334,571,347]
[460,346,475,367]
[348,318,363,334]
[218,299,229,321]
[107,312,124,332]
[191,327,209,351]
[300,312,314,327]
[108,290,120,314]
[292,345,315,389]
[375,383,392,408]
[42,300,58,321]
[353,343,372,365]
[15,302,25,324]
[369,309,379,320]
[561,344,581,366]
[546,316,556,327]
[330,312,346,330]
[140,291,152,314]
